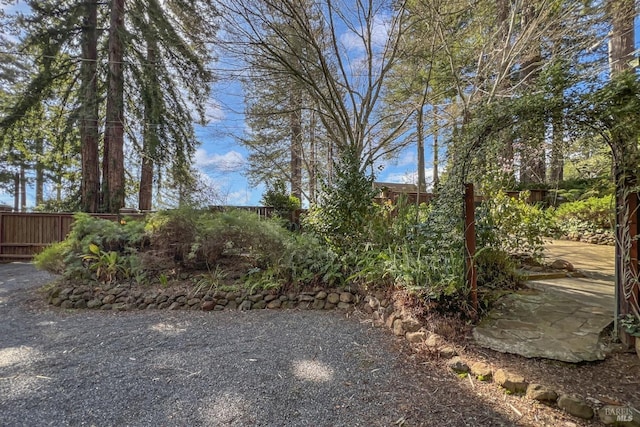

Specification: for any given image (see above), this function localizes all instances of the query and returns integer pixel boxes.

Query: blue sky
[0,1,433,208]
[4,2,635,209]
[194,8,436,207]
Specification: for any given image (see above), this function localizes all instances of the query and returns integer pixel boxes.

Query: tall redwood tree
[103,0,126,213]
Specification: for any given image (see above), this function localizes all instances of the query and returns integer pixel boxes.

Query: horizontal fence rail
[0,212,144,262]
[0,208,299,262]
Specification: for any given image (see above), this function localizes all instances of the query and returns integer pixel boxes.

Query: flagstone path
[474,240,616,363]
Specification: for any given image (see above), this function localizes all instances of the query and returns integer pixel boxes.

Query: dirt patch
[457,334,640,415]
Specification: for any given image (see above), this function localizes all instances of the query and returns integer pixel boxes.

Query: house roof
[373,182,418,193]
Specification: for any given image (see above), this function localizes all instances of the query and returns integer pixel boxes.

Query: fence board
[0,212,141,262]
[0,209,285,262]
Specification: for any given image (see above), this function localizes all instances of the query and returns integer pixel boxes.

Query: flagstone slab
[474,278,614,363]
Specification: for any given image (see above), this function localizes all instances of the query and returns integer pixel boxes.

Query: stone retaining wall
[47,283,365,312]
[366,296,640,426]
[559,230,614,246]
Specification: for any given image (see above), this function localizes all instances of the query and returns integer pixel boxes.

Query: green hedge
[552,195,614,230]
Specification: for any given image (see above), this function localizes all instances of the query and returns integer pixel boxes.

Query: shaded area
[474,284,612,363]
[475,240,615,363]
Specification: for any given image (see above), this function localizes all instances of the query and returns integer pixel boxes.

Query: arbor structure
[605,0,639,341]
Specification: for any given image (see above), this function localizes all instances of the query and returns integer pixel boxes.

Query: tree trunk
[416,105,426,192]
[139,139,154,211]
[327,142,334,186]
[550,91,564,185]
[80,0,100,212]
[309,109,317,204]
[432,105,439,189]
[139,33,157,211]
[35,137,44,206]
[13,172,19,212]
[287,6,304,203]
[290,93,303,201]
[103,0,126,213]
[496,0,514,181]
[609,0,635,76]
[20,166,26,212]
[519,4,545,185]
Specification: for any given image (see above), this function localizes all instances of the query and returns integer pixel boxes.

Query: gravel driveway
[0,263,517,426]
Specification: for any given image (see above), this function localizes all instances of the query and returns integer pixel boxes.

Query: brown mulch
[351,285,640,427]
[393,311,640,427]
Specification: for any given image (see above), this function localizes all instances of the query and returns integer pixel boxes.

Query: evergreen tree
[0,0,218,212]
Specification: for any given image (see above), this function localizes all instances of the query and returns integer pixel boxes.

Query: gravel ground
[0,263,548,426]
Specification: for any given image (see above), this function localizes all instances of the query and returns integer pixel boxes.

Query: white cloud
[204,99,225,124]
[382,168,435,190]
[340,14,391,52]
[396,152,417,167]
[340,31,362,52]
[383,171,414,184]
[194,149,245,172]
[224,190,251,206]
[371,16,392,47]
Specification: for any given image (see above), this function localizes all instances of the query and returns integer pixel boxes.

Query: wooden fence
[373,191,435,206]
[209,206,303,227]
[0,207,300,262]
[474,189,549,205]
[209,205,276,218]
[0,212,144,262]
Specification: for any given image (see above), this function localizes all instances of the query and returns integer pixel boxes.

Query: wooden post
[626,192,639,348]
[0,213,3,259]
[58,214,64,243]
[615,191,640,346]
[465,183,478,315]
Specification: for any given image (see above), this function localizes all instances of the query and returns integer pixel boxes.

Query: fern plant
[81,243,127,284]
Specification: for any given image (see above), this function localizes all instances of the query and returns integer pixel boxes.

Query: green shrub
[68,213,147,254]
[548,176,614,203]
[81,244,126,284]
[34,214,147,283]
[145,207,201,265]
[356,187,469,306]
[477,190,552,260]
[261,180,301,218]
[347,238,465,300]
[303,148,377,254]
[147,208,289,269]
[362,196,433,250]
[475,247,520,290]
[212,210,289,267]
[384,245,465,297]
[244,233,343,290]
[279,233,343,285]
[552,195,614,231]
[34,240,72,274]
